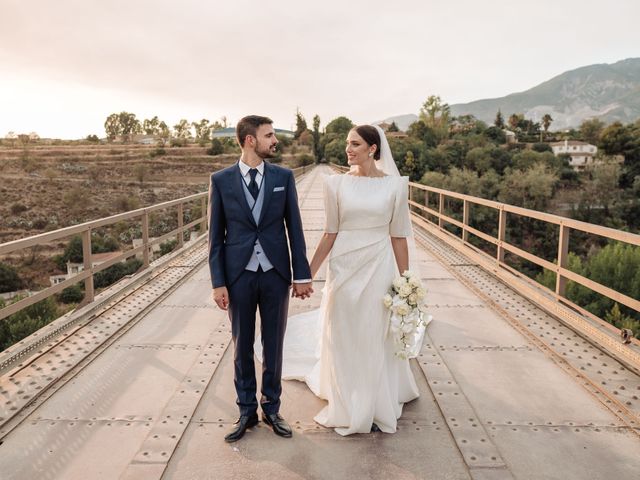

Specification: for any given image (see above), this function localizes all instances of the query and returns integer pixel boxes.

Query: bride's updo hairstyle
[353,125,381,160]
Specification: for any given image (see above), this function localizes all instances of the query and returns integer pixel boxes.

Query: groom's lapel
[258,162,276,226]
[232,163,257,227]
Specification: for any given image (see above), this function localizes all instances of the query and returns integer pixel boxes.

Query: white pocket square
[273,186,285,192]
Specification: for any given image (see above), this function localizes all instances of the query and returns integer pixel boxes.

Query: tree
[579,118,605,144]
[599,121,640,186]
[173,119,191,143]
[158,121,170,147]
[581,161,622,218]
[118,112,141,142]
[485,126,507,145]
[387,121,399,132]
[192,118,211,146]
[312,114,322,162]
[508,113,521,131]
[401,151,418,179]
[419,95,450,144]
[498,163,558,210]
[294,109,308,140]
[325,116,353,136]
[143,116,161,135]
[407,121,438,148]
[324,138,348,165]
[541,114,553,141]
[599,122,632,155]
[494,109,505,128]
[104,113,122,142]
[465,145,511,175]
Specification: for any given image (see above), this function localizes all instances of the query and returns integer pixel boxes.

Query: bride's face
[346,130,375,166]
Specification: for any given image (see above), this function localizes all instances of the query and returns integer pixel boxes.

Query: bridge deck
[1,165,639,479]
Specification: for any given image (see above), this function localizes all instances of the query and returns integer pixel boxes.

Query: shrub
[0,263,23,293]
[160,239,178,256]
[115,195,140,212]
[0,297,58,351]
[207,138,224,155]
[94,258,143,289]
[10,203,28,215]
[58,284,84,304]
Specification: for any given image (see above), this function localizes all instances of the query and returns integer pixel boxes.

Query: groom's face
[252,124,279,159]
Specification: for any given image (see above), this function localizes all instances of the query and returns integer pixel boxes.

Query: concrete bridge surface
[1,165,639,479]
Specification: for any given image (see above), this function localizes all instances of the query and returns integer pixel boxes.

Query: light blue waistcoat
[242,178,274,272]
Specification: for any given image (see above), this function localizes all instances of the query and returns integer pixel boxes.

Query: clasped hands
[292,282,313,300]
[212,281,314,310]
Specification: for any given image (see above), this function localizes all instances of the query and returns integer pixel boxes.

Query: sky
[1,0,639,139]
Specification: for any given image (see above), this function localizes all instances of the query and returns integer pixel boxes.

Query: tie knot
[249,168,258,181]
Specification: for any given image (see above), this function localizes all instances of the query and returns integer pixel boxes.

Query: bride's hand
[292,282,314,300]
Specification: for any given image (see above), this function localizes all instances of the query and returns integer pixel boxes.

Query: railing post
[438,193,444,229]
[177,203,184,248]
[462,199,469,243]
[142,211,150,268]
[497,207,506,263]
[200,196,207,235]
[424,190,429,217]
[556,223,570,297]
[82,229,94,303]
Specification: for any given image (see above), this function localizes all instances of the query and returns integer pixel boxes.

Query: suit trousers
[227,267,290,416]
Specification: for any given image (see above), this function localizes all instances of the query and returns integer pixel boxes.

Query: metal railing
[406,183,639,316]
[329,163,639,343]
[0,164,314,324]
[0,193,208,322]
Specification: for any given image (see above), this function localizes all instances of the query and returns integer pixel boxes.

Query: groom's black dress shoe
[262,413,292,438]
[224,414,259,443]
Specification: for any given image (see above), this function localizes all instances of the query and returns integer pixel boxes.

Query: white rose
[398,283,413,298]
[383,293,393,309]
[408,276,422,288]
[394,302,411,316]
[415,287,426,300]
[393,276,407,291]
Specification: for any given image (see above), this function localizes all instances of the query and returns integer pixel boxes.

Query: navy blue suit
[208,161,311,415]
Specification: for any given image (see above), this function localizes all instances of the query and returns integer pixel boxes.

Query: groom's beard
[255,143,277,159]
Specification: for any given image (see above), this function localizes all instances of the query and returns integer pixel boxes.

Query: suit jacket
[207,161,311,288]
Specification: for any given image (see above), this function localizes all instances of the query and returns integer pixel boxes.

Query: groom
[208,115,313,442]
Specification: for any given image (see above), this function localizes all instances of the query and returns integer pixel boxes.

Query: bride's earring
[368,152,373,158]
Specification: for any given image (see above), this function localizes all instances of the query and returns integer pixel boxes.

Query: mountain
[373,114,418,132]
[449,58,640,129]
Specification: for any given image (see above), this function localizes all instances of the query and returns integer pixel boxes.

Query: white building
[49,251,125,286]
[550,140,597,170]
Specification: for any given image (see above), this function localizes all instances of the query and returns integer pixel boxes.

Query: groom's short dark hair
[236,115,273,147]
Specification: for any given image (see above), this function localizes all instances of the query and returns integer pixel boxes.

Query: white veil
[372,125,418,269]
[372,125,430,357]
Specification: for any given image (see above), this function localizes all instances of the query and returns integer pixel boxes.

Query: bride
[260,125,426,435]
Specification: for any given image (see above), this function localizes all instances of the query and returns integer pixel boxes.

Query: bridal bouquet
[383,270,431,359]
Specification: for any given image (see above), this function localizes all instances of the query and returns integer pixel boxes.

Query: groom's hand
[213,286,229,310]
[292,282,313,300]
